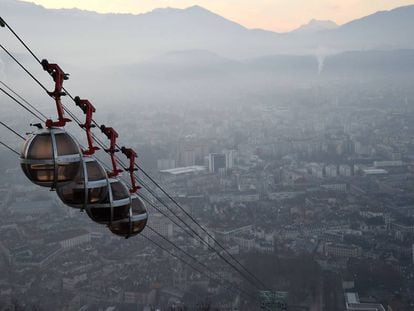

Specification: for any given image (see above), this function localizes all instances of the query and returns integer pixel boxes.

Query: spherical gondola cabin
[56,156,108,209]
[85,178,131,225]
[20,128,82,188]
[109,194,148,238]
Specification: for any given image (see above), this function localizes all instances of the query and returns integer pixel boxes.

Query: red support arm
[74,96,100,155]
[41,59,71,128]
[100,125,122,177]
[121,147,141,193]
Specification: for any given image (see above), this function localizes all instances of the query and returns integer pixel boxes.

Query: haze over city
[1,0,414,310]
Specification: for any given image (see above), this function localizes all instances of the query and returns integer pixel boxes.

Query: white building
[345,292,385,311]
[157,159,176,170]
[325,164,337,178]
[208,153,226,173]
[308,163,324,178]
[339,164,352,176]
[324,242,361,258]
[59,230,91,249]
[224,149,236,169]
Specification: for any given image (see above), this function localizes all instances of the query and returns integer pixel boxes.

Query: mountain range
[1,0,414,108]
[1,0,414,65]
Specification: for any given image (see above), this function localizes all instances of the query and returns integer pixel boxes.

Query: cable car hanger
[74,96,100,155]
[41,59,71,128]
[100,125,122,177]
[121,146,141,193]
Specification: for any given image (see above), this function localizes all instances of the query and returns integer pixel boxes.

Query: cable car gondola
[19,59,82,188]
[108,146,148,238]
[85,178,131,225]
[109,194,148,238]
[20,127,81,188]
[56,156,108,208]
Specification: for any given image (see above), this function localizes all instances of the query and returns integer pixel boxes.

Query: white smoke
[313,46,336,75]
[317,54,325,75]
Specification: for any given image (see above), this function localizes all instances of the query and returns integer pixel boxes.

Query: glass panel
[88,208,110,224]
[132,219,147,234]
[20,137,31,157]
[109,218,146,237]
[58,185,85,205]
[113,204,130,221]
[111,181,129,200]
[110,221,131,237]
[27,135,53,160]
[55,133,79,156]
[86,161,106,181]
[58,185,107,206]
[101,192,110,204]
[88,186,108,204]
[131,196,146,214]
[57,163,80,182]
[21,163,54,183]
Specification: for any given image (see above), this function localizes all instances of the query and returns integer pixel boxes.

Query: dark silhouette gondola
[109,193,148,238]
[107,147,148,238]
[56,156,108,208]
[20,127,81,188]
[20,60,82,188]
[85,178,131,225]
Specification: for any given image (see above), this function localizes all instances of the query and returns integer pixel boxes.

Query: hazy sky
[24,0,414,32]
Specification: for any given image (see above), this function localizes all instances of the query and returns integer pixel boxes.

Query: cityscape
[1,0,414,310]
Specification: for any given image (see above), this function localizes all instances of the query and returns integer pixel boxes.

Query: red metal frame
[41,59,71,128]
[121,147,141,193]
[100,125,122,177]
[74,96,100,155]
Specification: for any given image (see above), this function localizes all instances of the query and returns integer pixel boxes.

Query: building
[58,230,91,249]
[178,149,196,167]
[325,164,337,178]
[321,183,348,192]
[148,214,174,238]
[344,293,385,311]
[390,222,414,234]
[339,164,352,176]
[159,166,206,183]
[234,235,255,251]
[208,153,226,173]
[224,149,236,169]
[256,241,274,253]
[324,243,361,258]
[259,291,288,311]
[308,163,324,178]
[157,159,176,170]
[362,168,388,176]
[214,225,253,242]
[373,160,403,168]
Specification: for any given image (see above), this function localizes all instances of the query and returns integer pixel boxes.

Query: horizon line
[18,0,414,33]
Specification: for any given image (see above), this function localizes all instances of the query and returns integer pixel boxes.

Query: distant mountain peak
[150,5,213,15]
[185,5,209,12]
[292,19,338,34]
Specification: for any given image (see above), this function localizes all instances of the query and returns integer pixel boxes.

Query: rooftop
[345,293,386,311]
[160,165,206,175]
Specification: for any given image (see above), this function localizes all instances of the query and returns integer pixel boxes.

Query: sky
[23,0,414,32]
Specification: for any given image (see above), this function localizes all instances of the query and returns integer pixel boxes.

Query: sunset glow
[23,0,414,32]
